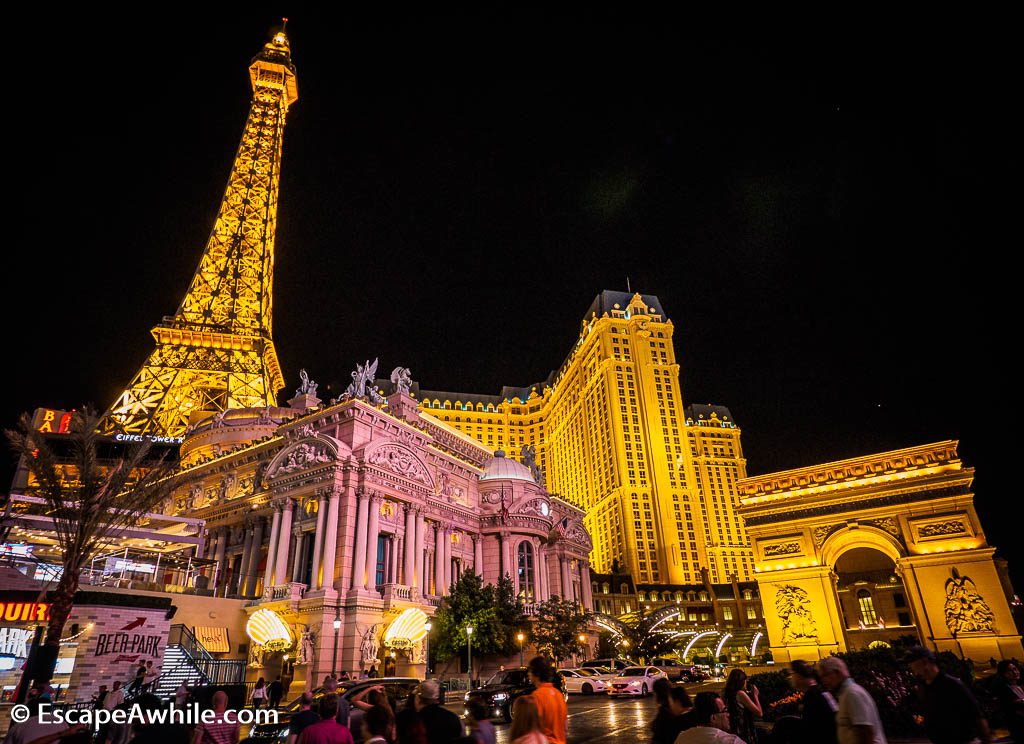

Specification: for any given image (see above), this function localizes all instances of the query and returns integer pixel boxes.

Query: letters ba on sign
[194,626,230,653]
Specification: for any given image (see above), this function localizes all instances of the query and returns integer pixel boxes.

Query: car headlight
[464,692,471,701]
[277,729,291,739]
[629,680,640,686]
[492,693,508,701]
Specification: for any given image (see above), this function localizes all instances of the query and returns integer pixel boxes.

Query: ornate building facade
[167,381,593,686]
[417,291,755,585]
[737,441,1024,662]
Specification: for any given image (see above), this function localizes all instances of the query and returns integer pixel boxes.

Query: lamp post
[517,632,525,667]
[332,615,341,678]
[424,621,432,678]
[466,625,474,688]
[578,633,587,665]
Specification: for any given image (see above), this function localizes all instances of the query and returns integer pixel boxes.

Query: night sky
[7,14,1013,585]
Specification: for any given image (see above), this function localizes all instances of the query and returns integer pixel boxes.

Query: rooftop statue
[390,366,413,395]
[521,444,546,487]
[346,358,385,404]
[296,368,318,397]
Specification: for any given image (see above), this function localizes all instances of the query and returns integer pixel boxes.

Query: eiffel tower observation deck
[104,25,298,437]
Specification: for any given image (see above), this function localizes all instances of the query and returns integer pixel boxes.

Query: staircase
[152,624,246,698]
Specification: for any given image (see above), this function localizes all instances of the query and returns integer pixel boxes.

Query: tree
[6,407,178,684]
[532,596,587,663]
[432,572,525,677]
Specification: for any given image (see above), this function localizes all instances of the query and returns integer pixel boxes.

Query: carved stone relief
[775,585,818,643]
[944,568,995,635]
[763,542,801,558]
[368,445,429,484]
[920,520,967,538]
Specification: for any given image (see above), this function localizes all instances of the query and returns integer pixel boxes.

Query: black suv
[243,677,419,741]
[463,669,567,723]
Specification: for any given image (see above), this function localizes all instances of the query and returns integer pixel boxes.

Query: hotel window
[722,606,734,621]
[517,541,535,601]
[374,535,391,588]
[857,589,878,625]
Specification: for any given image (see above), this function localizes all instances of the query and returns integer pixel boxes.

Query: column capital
[368,491,383,505]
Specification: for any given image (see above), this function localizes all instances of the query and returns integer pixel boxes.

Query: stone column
[580,562,594,611]
[214,528,228,593]
[474,535,484,574]
[291,532,306,583]
[320,488,341,592]
[310,492,328,589]
[442,529,452,594]
[351,490,370,590]
[413,510,425,591]
[236,525,253,595]
[433,525,444,596]
[264,503,283,589]
[274,498,295,585]
[537,546,548,602]
[560,556,572,602]
[365,495,382,590]
[244,518,265,597]
[390,535,400,585]
[403,505,416,585]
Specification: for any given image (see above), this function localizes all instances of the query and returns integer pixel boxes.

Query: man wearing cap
[415,680,461,744]
[905,646,991,744]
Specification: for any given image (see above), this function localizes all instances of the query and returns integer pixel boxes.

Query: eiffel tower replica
[104,26,298,437]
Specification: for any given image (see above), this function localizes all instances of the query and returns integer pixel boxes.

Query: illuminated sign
[246,609,292,650]
[383,608,429,648]
[194,626,230,653]
[111,559,156,574]
[0,602,50,623]
[0,628,34,658]
[0,545,34,559]
[113,434,184,445]
[33,408,73,434]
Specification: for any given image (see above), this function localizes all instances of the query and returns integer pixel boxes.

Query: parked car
[678,665,710,683]
[557,667,610,694]
[607,666,666,698]
[243,677,419,741]
[464,668,568,722]
[580,658,629,672]
[651,657,687,681]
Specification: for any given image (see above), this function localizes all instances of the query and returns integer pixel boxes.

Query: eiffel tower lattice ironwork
[104,27,298,437]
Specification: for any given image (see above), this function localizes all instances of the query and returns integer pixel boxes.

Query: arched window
[602,582,610,595]
[698,591,709,602]
[620,584,629,594]
[857,589,877,625]
[637,591,646,602]
[674,591,683,602]
[742,589,753,601]
[517,542,535,602]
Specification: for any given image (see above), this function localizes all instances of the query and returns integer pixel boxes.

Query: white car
[557,667,610,694]
[607,666,666,697]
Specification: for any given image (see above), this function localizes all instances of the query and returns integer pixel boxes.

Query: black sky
[6,13,1015,585]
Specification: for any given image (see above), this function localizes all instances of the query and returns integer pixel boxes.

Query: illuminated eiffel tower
[105,26,298,437]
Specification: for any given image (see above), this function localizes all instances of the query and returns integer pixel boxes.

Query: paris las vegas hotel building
[4,27,1020,702]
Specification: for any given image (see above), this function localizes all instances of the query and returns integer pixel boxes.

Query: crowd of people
[650,647,1024,744]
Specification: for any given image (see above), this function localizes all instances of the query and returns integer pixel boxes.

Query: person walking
[508,696,548,744]
[526,657,567,744]
[394,692,428,744]
[175,680,190,707]
[413,680,461,744]
[466,698,497,744]
[722,669,761,743]
[251,677,267,711]
[361,705,392,744]
[104,681,125,711]
[905,646,991,744]
[288,692,322,744]
[993,660,1024,743]
[192,690,241,744]
[790,660,837,744]
[268,675,284,709]
[818,656,887,744]
[675,692,744,743]
[298,694,355,744]
[128,662,147,695]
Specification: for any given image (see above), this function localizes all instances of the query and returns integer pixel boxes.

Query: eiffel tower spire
[105,26,298,437]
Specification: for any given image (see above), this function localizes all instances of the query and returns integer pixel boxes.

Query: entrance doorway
[833,548,916,650]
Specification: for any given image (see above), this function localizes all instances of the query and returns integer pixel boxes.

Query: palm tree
[5,407,179,684]
[619,608,678,663]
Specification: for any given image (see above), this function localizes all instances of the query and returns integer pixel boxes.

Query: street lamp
[424,621,432,678]
[517,632,525,667]
[466,625,474,688]
[332,615,341,678]
[578,633,587,664]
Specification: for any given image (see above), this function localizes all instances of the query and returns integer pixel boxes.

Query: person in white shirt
[675,692,745,743]
[819,656,888,744]
[104,681,125,710]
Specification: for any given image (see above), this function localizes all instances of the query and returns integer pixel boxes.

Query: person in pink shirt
[298,694,354,744]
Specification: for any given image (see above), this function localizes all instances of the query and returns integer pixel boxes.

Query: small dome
[480,450,536,483]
